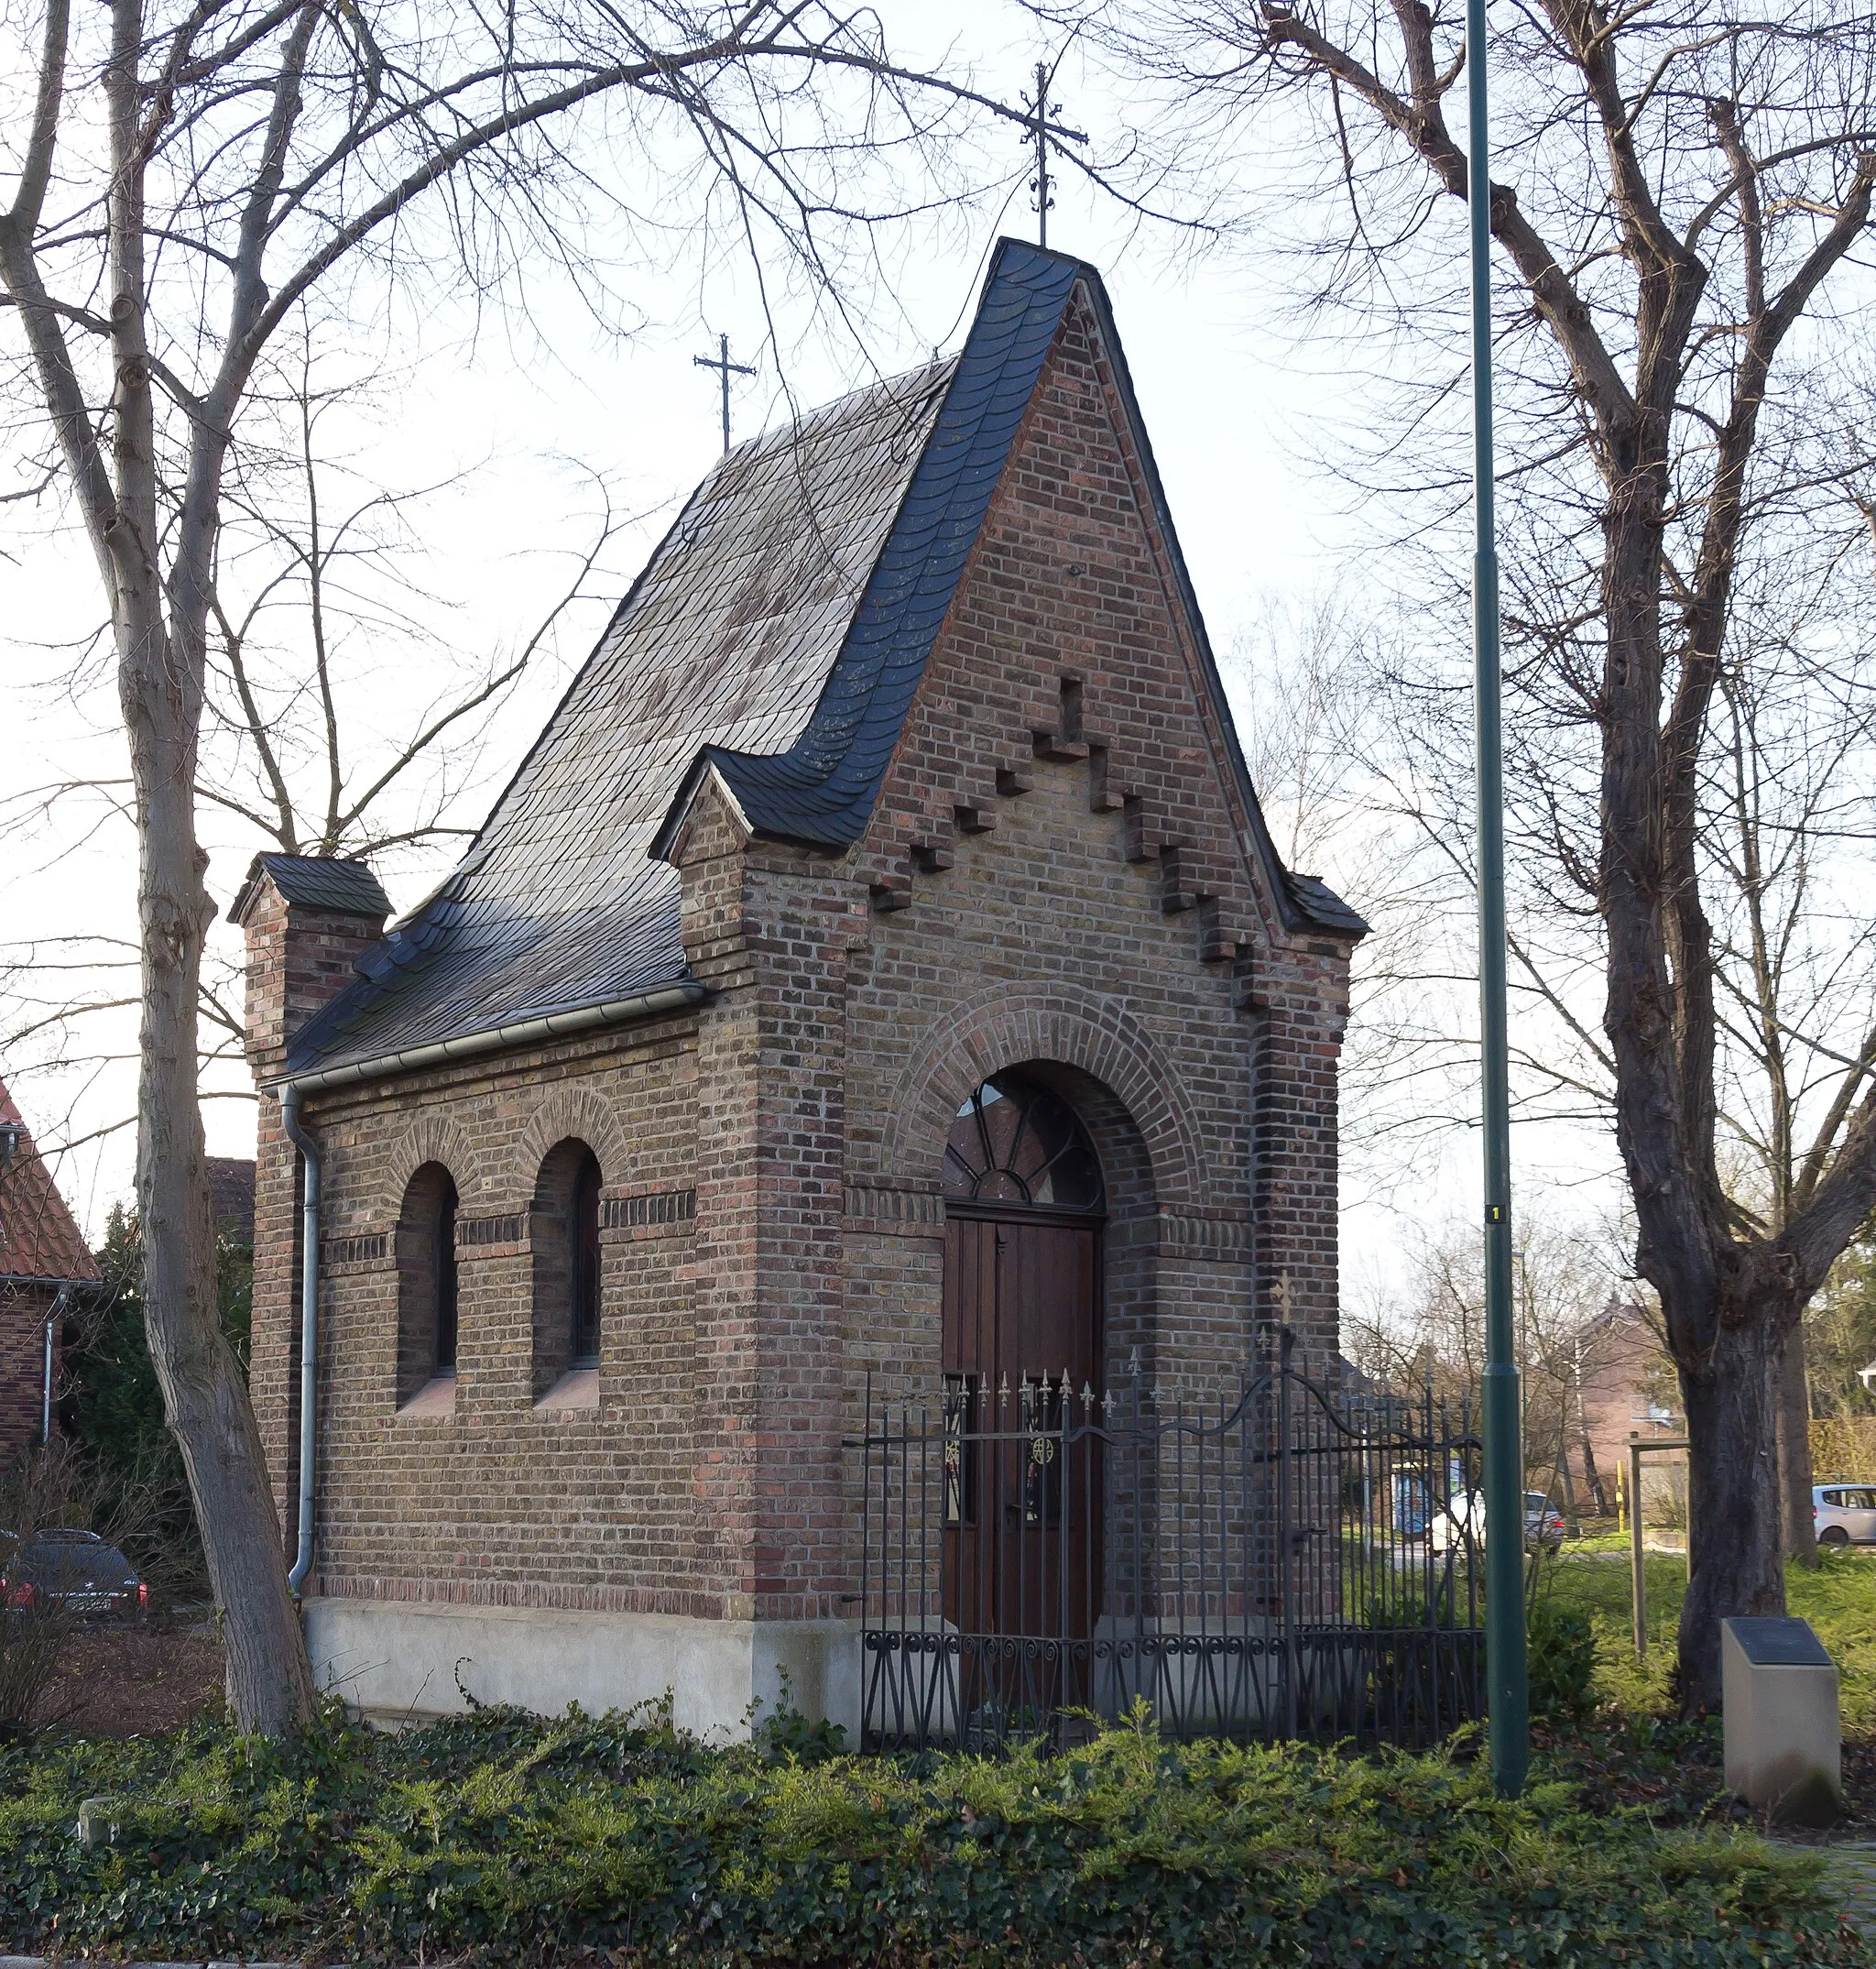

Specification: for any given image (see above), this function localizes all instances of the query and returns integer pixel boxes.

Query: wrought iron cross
[693,333,755,454]
[1020,60,1086,249]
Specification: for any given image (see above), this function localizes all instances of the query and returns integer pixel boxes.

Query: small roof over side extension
[230,854,392,926]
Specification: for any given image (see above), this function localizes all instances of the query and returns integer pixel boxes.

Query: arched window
[942,1072,1104,1212]
[397,1162,460,1409]
[532,1138,604,1405]
[432,1174,459,1373]
[570,1151,602,1369]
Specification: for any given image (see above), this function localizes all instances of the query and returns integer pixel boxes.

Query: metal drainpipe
[280,1083,321,1597]
[42,1281,70,1445]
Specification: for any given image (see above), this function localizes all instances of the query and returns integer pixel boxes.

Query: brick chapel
[234,241,1365,1734]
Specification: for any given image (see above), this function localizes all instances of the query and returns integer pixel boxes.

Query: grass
[1539,1538,1876,1730]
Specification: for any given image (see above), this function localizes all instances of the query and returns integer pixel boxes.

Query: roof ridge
[652,241,1085,857]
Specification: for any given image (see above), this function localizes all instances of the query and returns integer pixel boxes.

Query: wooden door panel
[943,1209,1102,1668]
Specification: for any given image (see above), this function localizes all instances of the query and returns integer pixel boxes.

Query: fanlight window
[942,1073,1104,1211]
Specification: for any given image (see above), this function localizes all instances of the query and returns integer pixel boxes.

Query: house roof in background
[283,239,1363,1086]
[0,1080,101,1285]
[206,1157,256,1247]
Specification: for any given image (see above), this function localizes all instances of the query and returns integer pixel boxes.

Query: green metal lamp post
[1467,0,1530,1797]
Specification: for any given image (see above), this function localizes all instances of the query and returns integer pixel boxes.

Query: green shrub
[0,1703,1858,1965]
[1529,1596,1598,1723]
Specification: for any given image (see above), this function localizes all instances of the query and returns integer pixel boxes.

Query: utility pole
[693,334,755,455]
[1467,0,1529,1798]
[1020,60,1086,250]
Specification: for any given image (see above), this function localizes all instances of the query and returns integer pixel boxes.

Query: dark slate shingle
[284,357,954,1078]
[246,855,392,919]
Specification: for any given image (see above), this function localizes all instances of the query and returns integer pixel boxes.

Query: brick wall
[242,285,1356,1631]
[0,1283,54,1460]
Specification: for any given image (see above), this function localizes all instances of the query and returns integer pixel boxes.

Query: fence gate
[856,1329,1484,1751]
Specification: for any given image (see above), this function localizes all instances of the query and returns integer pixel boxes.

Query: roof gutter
[269,982,707,1094]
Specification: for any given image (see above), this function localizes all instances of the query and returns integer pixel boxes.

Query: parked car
[1813,1484,1876,1548]
[1429,1490,1566,1552]
[1524,1492,1566,1548]
[0,1528,147,1619]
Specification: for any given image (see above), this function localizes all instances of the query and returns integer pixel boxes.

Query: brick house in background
[1576,1296,1686,1525]
[207,1157,256,1250]
[234,241,1366,1734]
[0,1079,101,1461]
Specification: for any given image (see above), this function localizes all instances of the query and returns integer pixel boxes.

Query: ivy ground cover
[0,1700,1865,1966]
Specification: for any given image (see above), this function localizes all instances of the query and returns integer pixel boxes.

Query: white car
[1814,1484,1876,1548]
[1428,1489,1565,1552]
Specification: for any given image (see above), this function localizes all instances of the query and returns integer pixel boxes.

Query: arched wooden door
[940,1074,1104,1719]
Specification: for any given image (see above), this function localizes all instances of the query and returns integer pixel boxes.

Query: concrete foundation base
[301,1596,862,1741]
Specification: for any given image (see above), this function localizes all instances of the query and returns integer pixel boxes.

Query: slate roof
[284,238,1363,1085]
[284,355,956,1079]
[654,246,1081,852]
[0,1079,101,1285]
[232,855,391,924]
[1284,873,1370,940]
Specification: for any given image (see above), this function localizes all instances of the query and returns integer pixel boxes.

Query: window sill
[535,1366,600,1412]
[398,1373,457,1419]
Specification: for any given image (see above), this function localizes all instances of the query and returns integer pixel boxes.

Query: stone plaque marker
[1721,1615,1841,1826]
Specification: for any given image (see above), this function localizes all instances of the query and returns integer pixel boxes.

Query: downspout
[280,1083,321,1597]
[42,1282,70,1446]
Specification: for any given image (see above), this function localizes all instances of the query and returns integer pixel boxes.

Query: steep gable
[848,285,1360,961]
[280,240,1358,1089]
[656,241,1362,949]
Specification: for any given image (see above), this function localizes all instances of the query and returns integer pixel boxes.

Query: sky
[0,0,1620,1300]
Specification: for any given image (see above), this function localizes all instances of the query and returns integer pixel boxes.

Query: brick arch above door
[881,985,1209,1212]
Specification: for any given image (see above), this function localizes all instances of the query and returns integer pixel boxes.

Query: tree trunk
[125,621,319,1735]
[1674,1310,1784,1712]
[102,0,316,1736]
[1579,1418,1608,1516]
[1777,1324,1817,1567]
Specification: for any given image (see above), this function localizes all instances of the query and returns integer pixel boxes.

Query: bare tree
[0,0,1025,1731]
[4,360,633,1148]
[1058,0,1876,1709]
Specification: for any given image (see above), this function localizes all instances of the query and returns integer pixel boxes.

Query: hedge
[0,1701,1861,1966]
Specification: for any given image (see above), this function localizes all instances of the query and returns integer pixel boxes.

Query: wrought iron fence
[856,1329,1484,1751]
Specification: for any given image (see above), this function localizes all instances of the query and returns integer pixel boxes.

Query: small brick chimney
[230,854,390,1545]
[231,854,393,1079]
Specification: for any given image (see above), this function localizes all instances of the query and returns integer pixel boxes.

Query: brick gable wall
[842,290,1349,1362]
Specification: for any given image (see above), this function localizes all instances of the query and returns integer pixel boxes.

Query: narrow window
[570,1151,601,1368]
[433,1175,459,1373]
[397,1162,460,1409]
[530,1137,604,1405]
